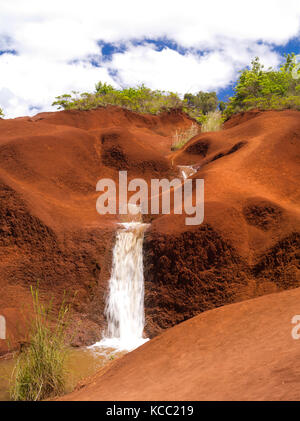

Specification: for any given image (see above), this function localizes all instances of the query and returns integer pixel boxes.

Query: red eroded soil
[0,106,193,354]
[144,109,300,335]
[61,287,300,401]
[0,106,299,359]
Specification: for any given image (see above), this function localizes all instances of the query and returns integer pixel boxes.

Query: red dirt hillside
[0,106,193,355]
[144,110,300,336]
[61,287,300,401]
[0,106,299,357]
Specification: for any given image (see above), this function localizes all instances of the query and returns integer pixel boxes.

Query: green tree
[95,81,116,95]
[218,101,227,112]
[225,55,300,117]
[53,83,183,115]
[184,91,218,114]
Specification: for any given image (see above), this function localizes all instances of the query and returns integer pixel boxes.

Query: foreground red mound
[62,287,300,401]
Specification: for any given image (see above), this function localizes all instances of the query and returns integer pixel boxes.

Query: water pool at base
[0,346,125,401]
[0,211,149,401]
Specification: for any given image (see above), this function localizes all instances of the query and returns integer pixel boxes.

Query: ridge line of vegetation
[1,54,299,133]
[52,82,218,124]
[51,53,300,123]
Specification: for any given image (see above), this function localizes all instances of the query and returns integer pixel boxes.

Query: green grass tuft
[201,111,223,133]
[10,287,70,401]
[171,123,199,150]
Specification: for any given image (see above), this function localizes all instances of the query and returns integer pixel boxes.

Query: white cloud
[108,42,281,94]
[0,54,116,117]
[0,0,300,117]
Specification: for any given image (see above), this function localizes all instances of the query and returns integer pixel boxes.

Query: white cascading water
[92,221,150,352]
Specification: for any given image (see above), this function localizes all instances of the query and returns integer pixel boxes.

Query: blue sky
[0,0,300,117]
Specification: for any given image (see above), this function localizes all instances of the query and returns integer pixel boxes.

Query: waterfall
[92,221,149,352]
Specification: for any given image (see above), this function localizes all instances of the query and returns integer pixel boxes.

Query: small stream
[177,165,197,180]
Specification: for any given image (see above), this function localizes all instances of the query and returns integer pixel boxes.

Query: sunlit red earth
[0,106,299,400]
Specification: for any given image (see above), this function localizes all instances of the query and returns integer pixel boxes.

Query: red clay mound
[0,106,192,353]
[100,127,170,176]
[144,110,300,336]
[61,287,300,401]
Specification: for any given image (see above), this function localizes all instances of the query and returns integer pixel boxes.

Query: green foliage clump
[53,83,183,115]
[184,91,218,114]
[225,54,300,117]
[182,91,218,123]
[10,287,70,401]
[52,83,220,124]
[0,107,4,117]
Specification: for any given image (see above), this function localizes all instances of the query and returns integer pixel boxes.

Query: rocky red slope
[0,106,193,355]
[61,287,300,401]
[0,107,299,355]
[144,109,300,335]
